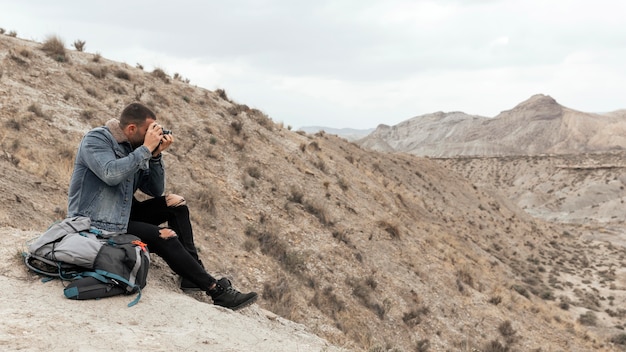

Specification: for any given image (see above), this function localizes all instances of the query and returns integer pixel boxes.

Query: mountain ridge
[357,94,626,157]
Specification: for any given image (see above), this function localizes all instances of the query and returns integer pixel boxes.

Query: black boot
[208,278,258,310]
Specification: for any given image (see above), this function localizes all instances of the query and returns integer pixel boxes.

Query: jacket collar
[105,119,128,144]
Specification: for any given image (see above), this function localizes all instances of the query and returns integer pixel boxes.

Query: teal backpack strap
[93,269,142,307]
[70,270,142,307]
[78,271,110,284]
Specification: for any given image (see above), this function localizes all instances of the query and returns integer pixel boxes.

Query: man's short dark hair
[120,103,156,128]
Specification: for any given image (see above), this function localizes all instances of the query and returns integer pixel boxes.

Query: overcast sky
[1,1,624,129]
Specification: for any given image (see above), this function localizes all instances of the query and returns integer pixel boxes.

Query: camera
[162,129,172,135]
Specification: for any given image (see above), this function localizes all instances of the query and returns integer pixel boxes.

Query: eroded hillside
[358,94,626,157]
[1,34,624,351]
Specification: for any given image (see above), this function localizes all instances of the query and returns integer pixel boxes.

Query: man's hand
[144,122,164,153]
[144,123,175,157]
[152,132,174,157]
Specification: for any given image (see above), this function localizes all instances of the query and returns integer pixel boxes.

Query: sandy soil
[0,228,345,352]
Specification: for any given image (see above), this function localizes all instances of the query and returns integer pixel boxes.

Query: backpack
[24,216,150,307]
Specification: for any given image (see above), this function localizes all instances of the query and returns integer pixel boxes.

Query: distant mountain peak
[358,94,626,157]
[511,94,559,110]
[497,94,563,122]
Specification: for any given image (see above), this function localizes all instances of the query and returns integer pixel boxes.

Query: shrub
[254,227,305,275]
[262,276,296,320]
[195,185,217,216]
[228,104,248,116]
[498,320,517,344]
[288,186,304,204]
[114,69,131,80]
[72,39,86,52]
[312,286,346,318]
[332,229,352,246]
[337,177,349,191]
[80,109,96,120]
[610,333,626,346]
[482,340,509,352]
[230,120,244,134]
[41,35,67,62]
[313,157,327,172]
[415,339,430,352]
[151,68,169,83]
[540,290,555,300]
[578,311,598,326]
[85,87,98,98]
[377,220,400,239]
[27,103,44,117]
[215,88,229,101]
[9,52,27,65]
[347,276,388,319]
[456,266,475,289]
[304,198,332,226]
[402,307,429,327]
[488,295,502,305]
[242,174,256,189]
[246,166,261,179]
[108,83,127,95]
[511,284,530,299]
[85,64,108,79]
[6,119,22,131]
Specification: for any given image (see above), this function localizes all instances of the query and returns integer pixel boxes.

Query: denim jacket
[67,119,165,232]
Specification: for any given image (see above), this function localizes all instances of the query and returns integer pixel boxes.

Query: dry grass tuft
[114,69,131,81]
[262,275,297,320]
[377,220,400,239]
[151,68,170,83]
[85,64,108,79]
[41,35,67,62]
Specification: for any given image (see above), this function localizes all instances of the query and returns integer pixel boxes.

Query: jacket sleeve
[137,154,166,197]
[80,130,153,187]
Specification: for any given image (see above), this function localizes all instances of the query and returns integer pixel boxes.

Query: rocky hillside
[358,94,626,157]
[434,152,626,225]
[1,33,625,351]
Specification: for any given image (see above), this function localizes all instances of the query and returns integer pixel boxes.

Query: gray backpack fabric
[27,216,101,268]
[24,216,150,307]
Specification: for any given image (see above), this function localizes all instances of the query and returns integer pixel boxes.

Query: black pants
[129,196,215,291]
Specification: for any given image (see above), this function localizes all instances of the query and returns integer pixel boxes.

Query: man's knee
[166,193,187,207]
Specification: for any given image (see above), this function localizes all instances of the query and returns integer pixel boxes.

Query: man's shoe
[209,279,258,311]
[217,277,232,288]
[180,277,202,292]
